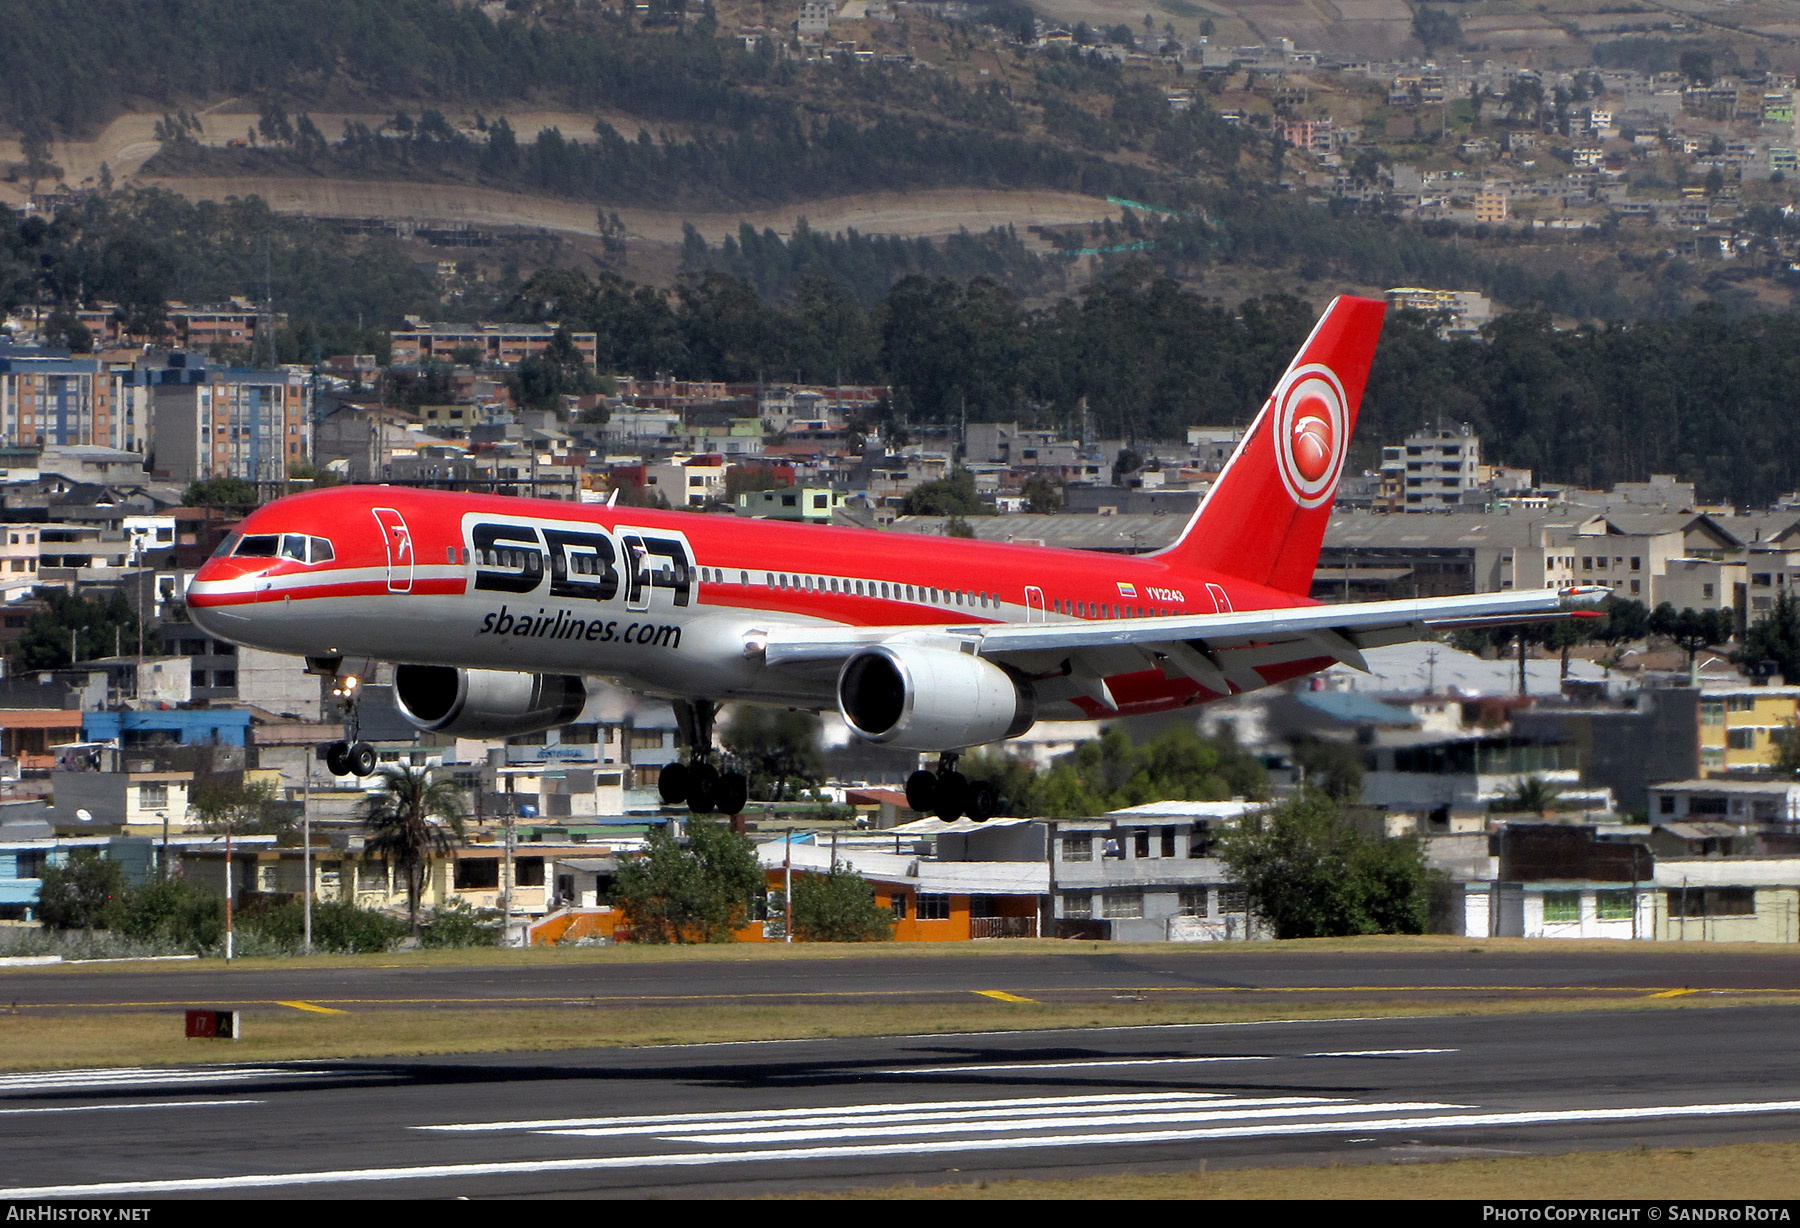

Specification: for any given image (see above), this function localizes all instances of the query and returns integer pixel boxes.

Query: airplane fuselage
[187,485,1329,719]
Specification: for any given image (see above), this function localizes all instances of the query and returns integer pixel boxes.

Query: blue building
[84,709,252,748]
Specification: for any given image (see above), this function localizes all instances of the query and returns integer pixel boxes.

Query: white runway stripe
[0,1066,326,1095]
[10,1098,1800,1198]
[0,1099,261,1117]
[539,1095,1368,1140]
[1302,1049,1457,1058]
[873,1055,1279,1073]
[418,1091,1226,1133]
[656,1100,1464,1145]
[871,1047,1457,1075]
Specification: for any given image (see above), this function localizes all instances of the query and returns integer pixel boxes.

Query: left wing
[757,586,1607,709]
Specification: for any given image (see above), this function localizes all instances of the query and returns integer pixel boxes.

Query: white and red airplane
[187,295,1600,818]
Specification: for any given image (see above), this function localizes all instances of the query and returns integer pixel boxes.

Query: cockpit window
[233,534,334,564]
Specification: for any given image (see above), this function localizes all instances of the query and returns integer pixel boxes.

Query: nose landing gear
[905,754,1000,823]
[321,671,378,779]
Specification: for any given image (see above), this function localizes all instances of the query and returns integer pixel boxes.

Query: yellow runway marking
[12,985,1794,1011]
[277,1001,349,1015]
[974,990,1039,1003]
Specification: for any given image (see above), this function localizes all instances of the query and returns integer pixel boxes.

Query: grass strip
[779,1141,1800,1200]
[0,993,1784,1071]
[13,933,1800,977]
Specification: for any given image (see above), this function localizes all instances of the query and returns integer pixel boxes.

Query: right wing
[758,585,1609,708]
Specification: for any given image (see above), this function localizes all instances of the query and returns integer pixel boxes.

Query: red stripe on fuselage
[193,486,1318,624]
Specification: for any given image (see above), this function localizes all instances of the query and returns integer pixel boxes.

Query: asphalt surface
[5,1007,1800,1198]
[6,946,1800,1013]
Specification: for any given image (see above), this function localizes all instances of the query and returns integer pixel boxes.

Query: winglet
[1156,295,1386,597]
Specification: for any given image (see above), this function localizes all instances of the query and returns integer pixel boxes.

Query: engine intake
[393,665,587,737]
[838,644,1035,751]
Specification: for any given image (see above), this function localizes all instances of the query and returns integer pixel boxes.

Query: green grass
[782,1141,1800,1199]
[18,932,1800,976]
[0,990,1789,1072]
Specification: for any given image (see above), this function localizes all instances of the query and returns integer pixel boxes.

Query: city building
[151,366,312,484]
[388,320,598,369]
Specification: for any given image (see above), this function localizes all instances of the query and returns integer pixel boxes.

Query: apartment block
[1697,686,1800,775]
[1379,425,1483,511]
[389,320,598,369]
[152,367,311,484]
[0,354,130,450]
[0,524,40,601]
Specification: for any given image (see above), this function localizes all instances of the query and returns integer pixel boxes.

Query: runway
[8,945,1800,1014]
[4,1007,1800,1197]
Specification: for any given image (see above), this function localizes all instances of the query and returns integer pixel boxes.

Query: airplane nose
[184,556,260,636]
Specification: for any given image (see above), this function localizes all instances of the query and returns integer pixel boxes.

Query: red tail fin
[1157,295,1386,597]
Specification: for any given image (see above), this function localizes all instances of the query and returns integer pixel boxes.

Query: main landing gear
[321,671,378,778]
[658,699,749,816]
[906,754,999,823]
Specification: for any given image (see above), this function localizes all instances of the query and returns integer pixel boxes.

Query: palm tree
[361,765,466,935]
[1500,775,1563,815]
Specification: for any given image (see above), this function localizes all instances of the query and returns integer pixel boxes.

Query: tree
[1217,791,1429,938]
[900,468,984,516]
[1412,7,1462,51]
[194,775,295,954]
[192,776,291,839]
[721,706,824,801]
[36,855,127,930]
[960,724,1265,817]
[182,476,259,507]
[1592,596,1650,645]
[1497,775,1564,813]
[118,876,224,950]
[1021,474,1062,513]
[788,864,895,941]
[614,818,764,943]
[1650,603,1732,670]
[1738,590,1800,684]
[507,326,601,411]
[11,590,139,670]
[1288,735,1363,802]
[361,766,467,935]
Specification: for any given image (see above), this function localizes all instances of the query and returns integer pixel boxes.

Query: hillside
[1,0,1796,319]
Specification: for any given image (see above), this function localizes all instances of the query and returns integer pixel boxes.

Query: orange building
[747,836,1047,942]
[0,711,86,772]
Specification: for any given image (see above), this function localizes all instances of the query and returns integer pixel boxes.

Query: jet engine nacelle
[837,644,1035,751]
[393,665,587,737]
